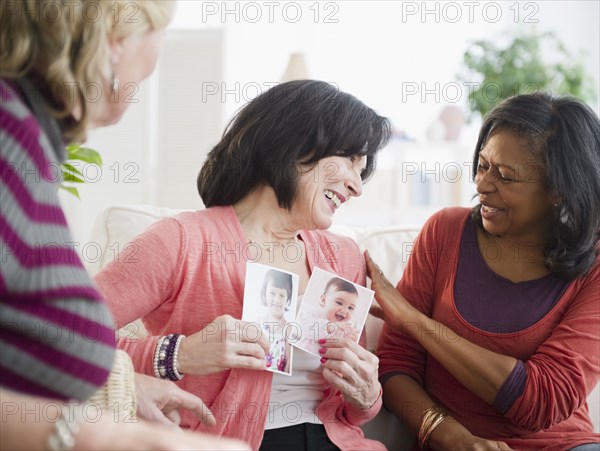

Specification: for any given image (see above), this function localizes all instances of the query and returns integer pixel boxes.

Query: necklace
[247,236,300,252]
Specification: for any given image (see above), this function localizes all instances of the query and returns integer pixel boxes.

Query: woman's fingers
[318,337,380,409]
[141,401,180,428]
[320,337,374,362]
[219,341,268,370]
[170,390,216,426]
[321,347,375,383]
[233,340,268,359]
[238,319,271,355]
[364,249,381,278]
[163,409,182,427]
[321,359,380,409]
[322,366,355,392]
[364,250,416,330]
[364,250,396,291]
[235,355,270,371]
[364,250,387,281]
[369,305,385,320]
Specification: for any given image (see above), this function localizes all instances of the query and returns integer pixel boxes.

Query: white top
[264,296,326,429]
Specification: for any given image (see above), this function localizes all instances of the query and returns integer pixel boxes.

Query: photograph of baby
[293,267,374,357]
[242,262,299,376]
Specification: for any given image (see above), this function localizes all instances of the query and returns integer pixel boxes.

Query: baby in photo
[294,268,373,357]
[242,262,298,375]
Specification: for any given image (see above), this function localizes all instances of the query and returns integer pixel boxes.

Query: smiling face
[291,155,366,230]
[320,287,358,323]
[264,283,289,320]
[475,130,554,243]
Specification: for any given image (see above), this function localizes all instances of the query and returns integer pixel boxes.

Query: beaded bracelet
[153,334,185,381]
[153,335,167,379]
[170,334,185,381]
[418,405,447,449]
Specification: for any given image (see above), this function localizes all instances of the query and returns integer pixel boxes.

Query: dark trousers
[259,423,341,451]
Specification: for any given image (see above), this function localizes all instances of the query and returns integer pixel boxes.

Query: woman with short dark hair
[198,80,383,209]
[97,80,392,450]
[369,92,600,450]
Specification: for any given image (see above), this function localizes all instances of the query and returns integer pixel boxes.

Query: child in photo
[295,276,360,356]
[242,263,297,375]
[257,269,294,373]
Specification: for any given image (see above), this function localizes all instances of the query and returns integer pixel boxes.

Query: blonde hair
[0,0,175,142]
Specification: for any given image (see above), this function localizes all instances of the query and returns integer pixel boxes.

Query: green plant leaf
[62,170,86,183]
[458,28,597,121]
[60,144,103,199]
[66,145,103,166]
[59,185,80,199]
[62,163,84,178]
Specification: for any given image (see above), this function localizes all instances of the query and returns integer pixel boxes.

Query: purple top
[454,218,569,334]
[454,218,568,412]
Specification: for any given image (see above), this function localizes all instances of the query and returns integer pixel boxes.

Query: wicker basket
[86,349,137,422]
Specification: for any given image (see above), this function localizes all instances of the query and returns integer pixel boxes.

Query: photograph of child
[242,262,298,376]
[293,267,374,357]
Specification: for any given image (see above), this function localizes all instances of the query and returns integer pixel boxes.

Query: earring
[110,69,119,92]
[559,205,569,225]
[109,53,119,92]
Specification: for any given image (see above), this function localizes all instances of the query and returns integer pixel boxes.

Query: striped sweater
[0,78,116,401]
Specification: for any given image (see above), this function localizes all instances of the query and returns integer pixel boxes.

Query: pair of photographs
[242,263,374,376]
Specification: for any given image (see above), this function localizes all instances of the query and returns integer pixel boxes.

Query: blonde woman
[0,1,247,449]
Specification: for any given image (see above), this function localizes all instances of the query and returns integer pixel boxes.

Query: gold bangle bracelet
[418,406,447,449]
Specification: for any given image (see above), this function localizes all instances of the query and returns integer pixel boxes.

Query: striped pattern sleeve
[0,79,116,401]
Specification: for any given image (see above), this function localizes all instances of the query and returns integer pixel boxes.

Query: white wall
[61,29,224,257]
[172,0,599,137]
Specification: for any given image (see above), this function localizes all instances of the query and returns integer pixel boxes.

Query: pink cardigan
[378,208,600,451]
[95,206,384,450]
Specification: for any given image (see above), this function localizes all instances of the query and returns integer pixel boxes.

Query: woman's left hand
[319,338,381,410]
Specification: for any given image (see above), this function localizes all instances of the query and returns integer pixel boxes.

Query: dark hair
[323,277,358,296]
[198,80,392,209]
[471,92,600,279]
[261,269,293,310]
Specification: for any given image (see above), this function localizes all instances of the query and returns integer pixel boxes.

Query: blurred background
[61,0,600,246]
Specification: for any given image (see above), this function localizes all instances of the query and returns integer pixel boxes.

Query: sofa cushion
[89,205,186,276]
